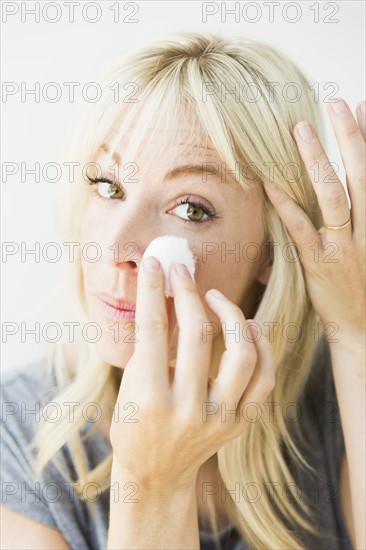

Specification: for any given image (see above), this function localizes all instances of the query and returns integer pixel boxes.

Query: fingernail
[174,263,191,279]
[207,288,225,300]
[331,99,349,116]
[297,122,314,142]
[143,256,160,272]
[357,100,366,117]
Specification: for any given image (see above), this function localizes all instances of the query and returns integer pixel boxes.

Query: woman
[1,32,364,550]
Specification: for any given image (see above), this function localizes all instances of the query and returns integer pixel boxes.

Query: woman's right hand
[109,257,275,492]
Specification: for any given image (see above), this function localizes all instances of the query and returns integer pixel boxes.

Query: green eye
[87,177,125,200]
[169,196,217,224]
[172,202,208,222]
[104,182,125,199]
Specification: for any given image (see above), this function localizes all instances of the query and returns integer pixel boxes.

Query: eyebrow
[99,143,224,183]
[163,163,223,184]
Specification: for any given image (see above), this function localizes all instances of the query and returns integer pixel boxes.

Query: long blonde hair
[29,31,326,549]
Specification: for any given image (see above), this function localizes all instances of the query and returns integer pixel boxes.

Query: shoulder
[0,353,61,528]
[0,352,101,547]
[1,353,58,437]
[0,352,60,467]
[1,352,57,398]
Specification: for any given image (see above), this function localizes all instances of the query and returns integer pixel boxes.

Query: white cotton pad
[142,236,196,297]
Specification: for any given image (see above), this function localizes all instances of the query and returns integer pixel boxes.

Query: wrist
[328,336,365,356]
[327,328,365,355]
[108,457,200,549]
[111,455,197,498]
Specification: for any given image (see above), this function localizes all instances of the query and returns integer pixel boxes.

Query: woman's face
[79,118,271,376]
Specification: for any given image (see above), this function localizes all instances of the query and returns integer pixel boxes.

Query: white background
[1,1,365,370]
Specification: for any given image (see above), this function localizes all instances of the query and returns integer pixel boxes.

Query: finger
[226,323,275,438]
[205,291,257,411]
[262,182,321,269]
[134,256,170,391]
[327,99,365,235]
[293,119,352,243]
[237,323,275,408]
[356,100,366,142]
[170,264,213,403]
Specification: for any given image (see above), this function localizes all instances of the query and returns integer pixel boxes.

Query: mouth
[95,293,136,321]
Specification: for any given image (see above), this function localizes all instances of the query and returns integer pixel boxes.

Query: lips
[94,293,136,320]
[95,293,136,311]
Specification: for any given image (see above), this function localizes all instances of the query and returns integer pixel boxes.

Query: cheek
[79,202,105,247]
[81,267,139,368]
[78,210,138,368]
[193,250,252,308]
[79,206,110,288]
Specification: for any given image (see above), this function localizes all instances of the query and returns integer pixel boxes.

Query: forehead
[91,98,245,187]
[100,102,212,153]
[97,144,237,188]
[99,136,218,164]
[95,120,226,183]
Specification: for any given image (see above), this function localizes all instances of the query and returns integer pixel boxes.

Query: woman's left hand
[263,98,365,344]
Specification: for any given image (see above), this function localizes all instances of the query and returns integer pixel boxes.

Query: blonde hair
[29,31,327,549]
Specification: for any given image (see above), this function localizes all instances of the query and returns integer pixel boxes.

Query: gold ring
[323,216,352,230]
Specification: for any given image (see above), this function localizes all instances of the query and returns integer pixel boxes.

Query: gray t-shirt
[1,337,353,549]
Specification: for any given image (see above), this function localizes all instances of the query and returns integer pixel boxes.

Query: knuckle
[292,217,306,234]
[223,302,247,322]
[273,191,289,207]
[143,399,170,417]
[187,317,209,339]
[188,327,206,344]
[178,409,200,432]
[142,314,168,332]
[236,346,257,368]
[260,371,276,394]
[343,123,360,139]
[310,147,324,164]
[145,278,163,291]
[352,167,366,188]
[246,346,258,365]
[182,285,199,297]
[233,303,246,318]
[192,314,209,326]
[326,187,346,209]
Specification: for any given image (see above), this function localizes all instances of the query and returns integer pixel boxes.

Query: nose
[111,242,141,271]
[109,238,166,273]
[104,195,162,273]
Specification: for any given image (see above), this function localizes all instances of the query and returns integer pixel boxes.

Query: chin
[84,302,138,368]
[90,336,136,369]
[85,303,179,368]
[91,339,177,370]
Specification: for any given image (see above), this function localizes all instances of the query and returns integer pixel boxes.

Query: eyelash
[86,176,220,224]
[170,196,218,224]
[86,175,123,195]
